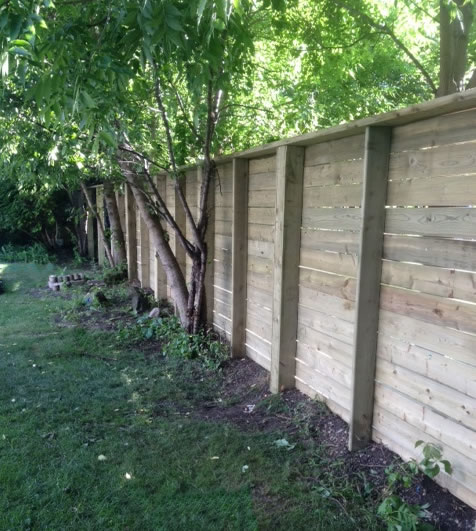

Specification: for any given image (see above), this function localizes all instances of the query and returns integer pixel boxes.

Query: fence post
[96,186,105,266]
[153,175,168,300]
[86,187,96,261]
[125,183,137,281]
[349,126,392,451]
[270,146,305,393]
[197,164,215,325]
[231,158,249,358]
[138,206,150,288]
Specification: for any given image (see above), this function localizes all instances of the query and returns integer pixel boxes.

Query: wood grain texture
[270,146,304,393]
[350,126,392,451]
[385,207,476,239]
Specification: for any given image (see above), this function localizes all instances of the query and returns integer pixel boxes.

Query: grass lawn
[0,262,393,529]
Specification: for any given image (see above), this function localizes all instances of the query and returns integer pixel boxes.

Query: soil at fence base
[188,358,476,531]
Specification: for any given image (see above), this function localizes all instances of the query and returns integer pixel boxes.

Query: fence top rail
[126,88,476,178]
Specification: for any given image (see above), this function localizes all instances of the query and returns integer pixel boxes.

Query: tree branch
[335,0,437,94]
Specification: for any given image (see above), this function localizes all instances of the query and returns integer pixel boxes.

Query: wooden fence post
[125,183,137,281]
[137,206,150,288]
[166,175,187,306]
[197,165,215,325]
[86,187,96,261]
[153,175,167,300]
[231,158,249,358]
[349,126,392,451]
[270,146,305,393]
[96,186,105,266]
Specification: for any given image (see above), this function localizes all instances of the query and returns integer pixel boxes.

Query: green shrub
[0,243,53,264]
[118,315,229,370]
[102,262,127,286]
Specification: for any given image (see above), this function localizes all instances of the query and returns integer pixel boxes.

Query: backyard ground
[0,262,474,530]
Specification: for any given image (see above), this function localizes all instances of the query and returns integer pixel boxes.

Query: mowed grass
[0,263,383,530]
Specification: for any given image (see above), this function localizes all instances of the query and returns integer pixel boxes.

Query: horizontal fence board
[300,249,358,276]
[215,221,233,237]
[378,310,476,367]
[296,341,352,388]
[387,174,476,207]
[248,255,273,276]
[215,190,233,207]
[303,158,363,187]
[215,206,233,223]
[247,270,273,293]
[214,298,232,320]
[389,140,476,181]
[303,183,362,208]
[295,361,351,418]
[247,286,273,309]
[297,328,353,369]
[383,234,476,271]
[305,134,365,166]
[299,268,356,300]
[249,156,276,175]
[245,330,272,359]
[215,234,232,250]
[214,271,232,291]
[248,189,276,208]
[248,223,275,243]
[302,207,361,231]
[245,344,271,371]
[248,239,274,259]
[213,286,232,307]
[248,207,275,226]
[373,407,476,506]
[299,286,356,323]
[298,305,355,345]
[377,333,476,399]
[381,259,476,303]
[380,284,476,335]
[376,357,476,431]
[248,171,276,191]
[300,228,360,255]
[385,207,476,239]
[391,108,476,152]
[375,383,476,462]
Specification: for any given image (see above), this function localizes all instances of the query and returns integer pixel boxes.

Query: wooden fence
[89,90,476,509]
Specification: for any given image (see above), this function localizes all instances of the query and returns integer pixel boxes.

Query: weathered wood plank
[377,334,476,398]
[302,207,361,231]
[387,174,476,207]
[391,107,476,152]
[299,286,356,323]
[303,159,364,187]
[303,183,362,208]
[248,189,276,208]
[374,383,476,462]
[249,156,276,175]
[299,268,357,301]
[389,140,476,182]
[305,134,365,166]
[383,234,476,271]
[231,158,249,358]
[248,171,276,191]
[350,126,392,451]
[297,305,355,344]
[300,228,360,255]
[270,145,304,393]
[378,310,476,367]
[248,207,275,226]
[381,259,476,303]
[385,207,476,239]
[300,248,358,276]
[125,184,137,280]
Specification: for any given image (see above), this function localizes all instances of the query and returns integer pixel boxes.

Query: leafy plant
[0,243,53,264]
[377,442,452,531]
[377,496,432,531]
[102,262,127,286]
[415,441,453,479]
[117,315,229,370]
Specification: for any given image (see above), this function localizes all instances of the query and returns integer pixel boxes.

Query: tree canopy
[1,0,476,327]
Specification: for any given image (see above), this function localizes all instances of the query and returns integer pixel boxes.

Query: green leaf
[197,0,208,24]
[441,460,453,475]
[165,16,183,31]
[99,130,117,149]
[81,90,96,109]
[9,47,32,58]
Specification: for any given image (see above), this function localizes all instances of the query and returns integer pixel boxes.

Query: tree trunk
[80,181,115,267]
[117,160,190,327]
[103,182,127,265]
[438,0,474,96]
